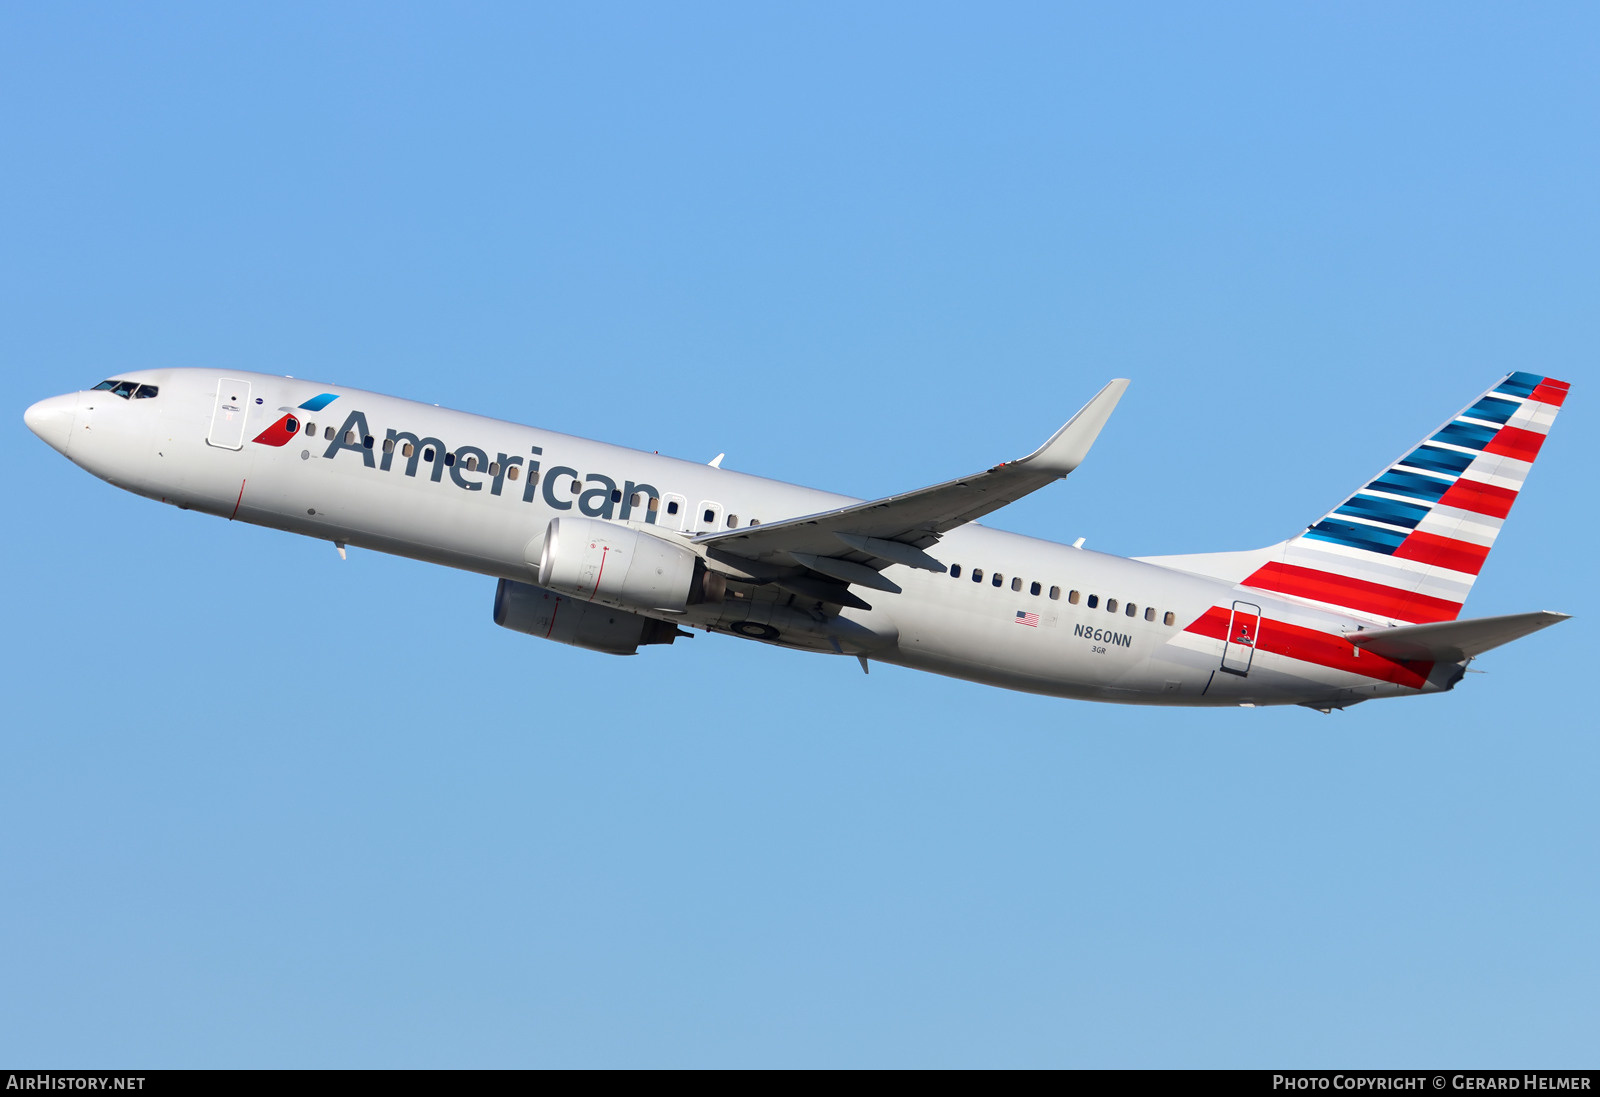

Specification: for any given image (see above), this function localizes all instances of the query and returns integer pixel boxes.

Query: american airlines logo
[258,402,663,524]
[250,393,340,449]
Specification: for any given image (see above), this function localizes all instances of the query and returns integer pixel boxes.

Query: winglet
[1014,379,1129,476]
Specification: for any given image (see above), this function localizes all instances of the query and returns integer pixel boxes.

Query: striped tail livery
[1242,372,1568,625]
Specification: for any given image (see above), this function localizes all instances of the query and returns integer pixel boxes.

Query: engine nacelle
[493,579,681,655]
[538,516,711,614]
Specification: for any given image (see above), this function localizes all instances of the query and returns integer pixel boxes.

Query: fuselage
[25,368,1461,708]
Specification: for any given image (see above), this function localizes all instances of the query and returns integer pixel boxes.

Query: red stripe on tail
[1528,379,1569,407]
[1435,477,1517,519]
[1482,425,1546,463]
[1242,562,1462,624]
[1393,531,1490,575]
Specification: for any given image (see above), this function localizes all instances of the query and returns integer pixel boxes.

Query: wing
[694,379,1128,605]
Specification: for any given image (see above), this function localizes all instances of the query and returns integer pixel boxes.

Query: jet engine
[538,516,719,614]
[493,578,682,655]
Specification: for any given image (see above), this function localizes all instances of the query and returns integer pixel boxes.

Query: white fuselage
[28,368,1460,708]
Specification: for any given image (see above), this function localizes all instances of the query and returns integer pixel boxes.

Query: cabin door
[1220,600,1261,676]
[206,379,252,450]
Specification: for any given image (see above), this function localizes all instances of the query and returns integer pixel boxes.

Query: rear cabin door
[206,379,252,450]
[1220,600,1262,676]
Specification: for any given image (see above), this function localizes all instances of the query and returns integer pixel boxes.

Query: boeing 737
[23,369,1569,710]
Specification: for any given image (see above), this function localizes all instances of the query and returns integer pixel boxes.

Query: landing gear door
[206,379,252,450]
[1221,600,1261,676]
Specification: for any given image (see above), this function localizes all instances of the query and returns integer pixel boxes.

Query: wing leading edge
[694,379,1129,596]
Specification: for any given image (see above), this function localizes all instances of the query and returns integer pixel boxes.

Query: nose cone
[24,393,80,456]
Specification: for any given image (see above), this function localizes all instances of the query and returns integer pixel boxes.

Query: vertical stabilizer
[1237,373,1569,624]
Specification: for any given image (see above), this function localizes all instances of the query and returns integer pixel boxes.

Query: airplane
[23,368,1569,711]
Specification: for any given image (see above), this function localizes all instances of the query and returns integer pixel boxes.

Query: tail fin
[1238,372,1569,624]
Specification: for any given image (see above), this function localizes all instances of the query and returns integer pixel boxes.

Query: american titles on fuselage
[304,405,667,524]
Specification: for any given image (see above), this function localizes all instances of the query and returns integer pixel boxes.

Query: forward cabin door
[206,379,252,450]
[1220,600,1261,676]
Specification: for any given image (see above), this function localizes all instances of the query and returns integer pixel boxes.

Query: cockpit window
[91,379,160,399]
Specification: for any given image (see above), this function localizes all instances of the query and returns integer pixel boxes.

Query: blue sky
[3,2,1594,1067]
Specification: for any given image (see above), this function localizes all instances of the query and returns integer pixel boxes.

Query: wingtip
[1017,377,1130,475]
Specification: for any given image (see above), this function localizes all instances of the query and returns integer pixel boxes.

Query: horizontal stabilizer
[1349,610,1570,663]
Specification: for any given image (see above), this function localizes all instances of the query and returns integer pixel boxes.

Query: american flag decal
[1015,610,1039,627]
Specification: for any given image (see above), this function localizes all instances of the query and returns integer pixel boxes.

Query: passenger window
[1068,590,1080,605]
[727,514,737,527]
[1011,577,1022,592]
[1087,595,1099,609]
[703,508,715,523]
[345,430,356,444]
[445,452,456,467]
[383,438,395,453]
[363,435,374,450]
[951,564,962,578]
[1030,581,1041,596]
[972,569,984,583]
[488,462,499,476]
[631,493,642,507]
[325,427,335,440]
[423,447,434,461]
[570,479,581,494]
[1049,586,1060,600]
[284,416,299,433]
[1107,598,1118,613]
[667,501,679,515]
[464,455,477,471]
[1125,603,1137,617]
[749,518,759,526]
[1144,607,1155,622]
[507,466,519,481]
[611,489,622,503]
[1164,611,1176,626]
[649,497,660,512]
[991,573,1002,587]
[403,442,414,458]
[305,422,316,435]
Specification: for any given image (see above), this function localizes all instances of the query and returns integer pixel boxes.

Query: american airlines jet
[23,369,1568,710]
